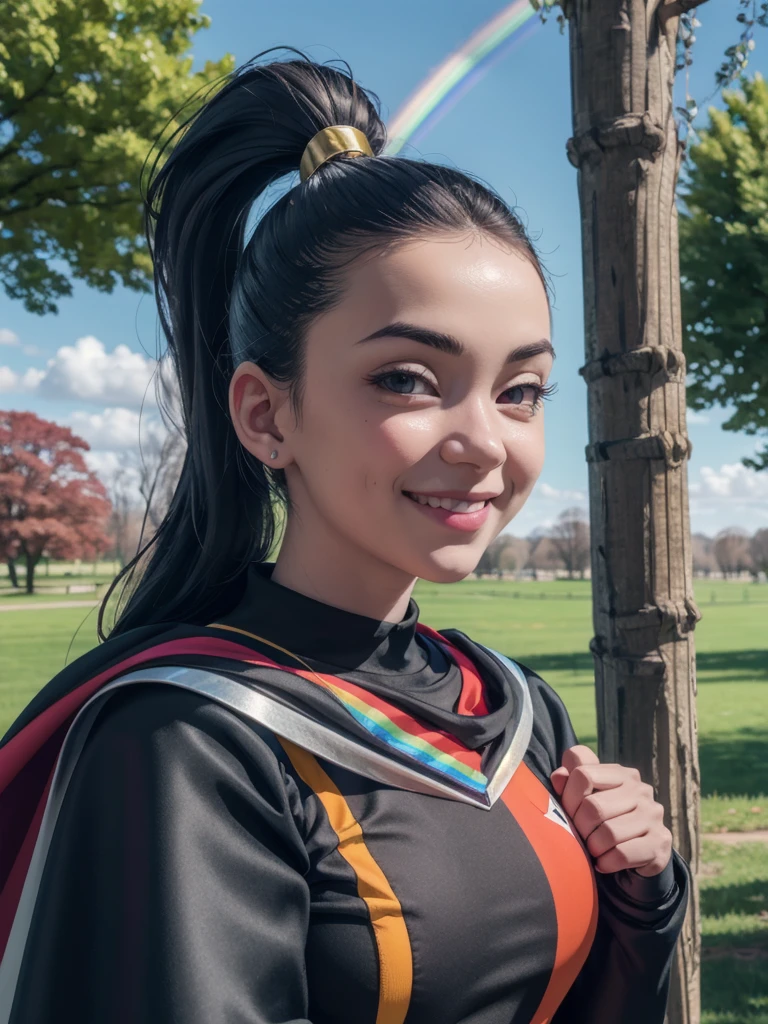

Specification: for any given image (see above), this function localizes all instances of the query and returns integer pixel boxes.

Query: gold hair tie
[299,125,373,182]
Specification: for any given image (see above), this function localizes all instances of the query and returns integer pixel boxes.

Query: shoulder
[78,682,302,825]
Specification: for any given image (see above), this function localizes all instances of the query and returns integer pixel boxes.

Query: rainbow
[384,0,541,156]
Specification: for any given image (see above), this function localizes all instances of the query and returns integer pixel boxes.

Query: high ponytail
[101,48,551,639]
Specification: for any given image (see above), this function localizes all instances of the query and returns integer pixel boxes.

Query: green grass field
[1,574,766,1021]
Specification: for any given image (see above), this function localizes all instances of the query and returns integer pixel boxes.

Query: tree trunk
[6,558,19,588]
[565,2,703,1021]
[24,553,39,594]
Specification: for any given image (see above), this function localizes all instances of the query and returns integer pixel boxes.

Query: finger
[561,745,601,773]
[559,763,597,820]
[567,762,641,793]
[559,763,629,819]
[550,767,569,797]
[572,787,642,842]
[584,808,653,859]
[594,833,671,875]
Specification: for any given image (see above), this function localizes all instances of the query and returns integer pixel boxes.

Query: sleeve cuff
[613,853,677,905]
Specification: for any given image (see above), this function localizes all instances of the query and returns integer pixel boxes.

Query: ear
[229,361,292,468]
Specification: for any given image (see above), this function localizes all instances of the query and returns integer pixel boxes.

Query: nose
[439,396,506,472]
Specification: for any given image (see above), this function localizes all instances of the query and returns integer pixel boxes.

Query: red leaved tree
[0,411,111,593]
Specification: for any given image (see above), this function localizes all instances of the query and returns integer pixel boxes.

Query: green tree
[0,0,233,314]
[678,72,768,470]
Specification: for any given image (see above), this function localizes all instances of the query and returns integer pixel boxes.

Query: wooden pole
[563,1,707,1019]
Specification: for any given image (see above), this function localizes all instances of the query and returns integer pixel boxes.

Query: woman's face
[236,231,554,586]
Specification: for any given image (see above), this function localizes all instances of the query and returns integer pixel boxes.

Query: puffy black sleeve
[10,685,314,1024]
[520,666,691,1024]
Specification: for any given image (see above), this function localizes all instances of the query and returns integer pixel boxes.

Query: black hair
[100,47,552,640]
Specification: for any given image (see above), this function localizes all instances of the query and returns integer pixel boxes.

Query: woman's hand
[549,745,673,877]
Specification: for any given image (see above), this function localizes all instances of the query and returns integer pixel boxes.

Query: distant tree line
[692,528,768,578]
[3,409,766,590]
[476,509,768,582]
[476,507,591,580]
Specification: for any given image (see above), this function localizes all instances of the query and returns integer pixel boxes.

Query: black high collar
[225,562,431,675]
[217,561,518,755]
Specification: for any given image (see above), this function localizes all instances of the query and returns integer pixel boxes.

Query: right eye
[368,369,437,396]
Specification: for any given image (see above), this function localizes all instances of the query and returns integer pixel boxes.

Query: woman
[0,51,689,1024]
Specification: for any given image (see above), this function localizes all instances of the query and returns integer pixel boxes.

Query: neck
[271,507,417,624]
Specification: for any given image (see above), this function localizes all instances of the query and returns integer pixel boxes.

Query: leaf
[0,0,233,314]
[679,73,768,460]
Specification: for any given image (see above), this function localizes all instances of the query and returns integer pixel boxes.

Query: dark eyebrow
[356,321,555,364]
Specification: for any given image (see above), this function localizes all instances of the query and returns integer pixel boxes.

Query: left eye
[501,384,544,406]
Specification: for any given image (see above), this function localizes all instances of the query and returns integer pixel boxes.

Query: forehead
[315,233,550,347]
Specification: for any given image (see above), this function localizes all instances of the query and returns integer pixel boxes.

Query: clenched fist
[550,745,673,877]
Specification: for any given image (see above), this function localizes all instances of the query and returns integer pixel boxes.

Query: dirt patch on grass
[702,830,768,845]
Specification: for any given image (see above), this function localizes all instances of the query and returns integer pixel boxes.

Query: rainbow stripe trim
[207,622,489,795]
[320,677,487,792]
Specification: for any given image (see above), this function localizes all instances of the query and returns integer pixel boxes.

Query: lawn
[700,840,768,1024]
[1,575,766,1021]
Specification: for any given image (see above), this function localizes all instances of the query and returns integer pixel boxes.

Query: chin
[414,549,486,585]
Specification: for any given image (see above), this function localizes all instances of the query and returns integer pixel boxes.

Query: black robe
[0,563,689,1024]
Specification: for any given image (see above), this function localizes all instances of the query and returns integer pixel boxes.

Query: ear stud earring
[269,450,278,460]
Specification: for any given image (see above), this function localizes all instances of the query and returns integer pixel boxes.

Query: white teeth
[442,495,483,512]
[406,492,486,514]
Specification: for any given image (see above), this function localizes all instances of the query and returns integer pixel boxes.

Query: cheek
[372,416,432,467]
[300,397,421,497]
[505,421,546,484]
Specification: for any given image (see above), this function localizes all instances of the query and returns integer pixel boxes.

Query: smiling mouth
[402,491,489,514]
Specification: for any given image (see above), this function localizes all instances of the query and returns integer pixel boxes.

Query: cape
[0,619,534,968]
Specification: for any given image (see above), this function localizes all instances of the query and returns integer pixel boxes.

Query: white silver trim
[481,649,535,805]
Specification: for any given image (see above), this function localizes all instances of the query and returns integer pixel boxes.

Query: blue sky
[1,0,766,536]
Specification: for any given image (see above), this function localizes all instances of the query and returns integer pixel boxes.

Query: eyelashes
[366,368,558,414]
[518,380,558,409]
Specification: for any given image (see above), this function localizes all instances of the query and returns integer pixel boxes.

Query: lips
[402,491,492,533]
[403,491,488,514]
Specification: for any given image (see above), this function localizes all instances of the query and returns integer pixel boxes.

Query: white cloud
[0,366,44,392]
[70,407,145,450]
[0,329,38,356]
[37,336,157,406]
[692,462,768,502]
[0,336,159,407]
[0,366,19,391]
[20,367,44,389]
[688,462,768,533]
[69,406,173,502]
